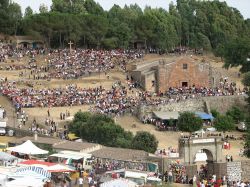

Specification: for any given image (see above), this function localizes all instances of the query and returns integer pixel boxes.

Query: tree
[68,112,133,148]
[177,112,203,133]
[223,37,250,73]
[8,3,22,35]
[68,111,91,135]
[242,72,250,87]
[84,0,104,15]
[244,117,250,157]
[24,6,33,17]
[243,72,250,109]
[132,131,158,153]
[211,109,220,118]
[51,0,86,14]
[226,106,245,123]
[39,4,49,13]
[213,115,235,132]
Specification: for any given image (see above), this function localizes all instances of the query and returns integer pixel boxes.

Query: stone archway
[193,148,214,163]
[179,137,226,179]
[179,137,223,164]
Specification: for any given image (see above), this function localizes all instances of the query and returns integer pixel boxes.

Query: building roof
[14,36,42,41]
[195,112,214,120]
[52,141,99,152]
[90,147,148,161]
[153,111,179,120]
[9,136,60,145]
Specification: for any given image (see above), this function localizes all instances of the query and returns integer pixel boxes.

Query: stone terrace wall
[138,95,247,118]
[138,99,205,118]
[203,95,247,114]
[241,160,250,181]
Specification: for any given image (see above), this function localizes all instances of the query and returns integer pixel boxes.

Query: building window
[183,64,188,69]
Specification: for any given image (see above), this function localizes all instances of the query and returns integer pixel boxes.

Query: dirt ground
[0,53,248,162]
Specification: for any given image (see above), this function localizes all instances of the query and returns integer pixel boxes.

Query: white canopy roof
[153,111,179,120]
[0,152,18,161]
[7,140,49,155]
[100,178,137,187]
[50,151,92,160]
[6,177,45,187]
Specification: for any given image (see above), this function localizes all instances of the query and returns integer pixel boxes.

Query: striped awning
[14,166,51,179]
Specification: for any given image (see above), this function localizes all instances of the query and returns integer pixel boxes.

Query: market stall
[7,140,48,155]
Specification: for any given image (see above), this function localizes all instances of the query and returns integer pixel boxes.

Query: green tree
[132,131,158,153]
[24,6,33,17]
[84,0,104,15]
[244,117,250,157]
[51,0,86,14]
[242,72,250,87]
[39,4,49,13]
[68,112,133,148]
[214,115,235,132]
[7,2,22,35]
[68,111,91,135]
[223,37,250,73]
[177,112,203,133]
[242,72,250,108]
[226,106,245,123]
[211,109,220,119]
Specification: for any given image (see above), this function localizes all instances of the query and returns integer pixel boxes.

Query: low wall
[226,160,250,182]
[203,95,247,114]
[138,95,247,118]
[241,160,250,181]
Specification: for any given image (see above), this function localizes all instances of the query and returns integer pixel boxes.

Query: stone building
[130,56,220,93]
[13,36,45,48]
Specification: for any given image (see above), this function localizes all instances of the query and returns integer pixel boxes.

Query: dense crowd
[0,77,247,117]
[0,43,45,63]
[0,47,144,81]
[45,49,143,79]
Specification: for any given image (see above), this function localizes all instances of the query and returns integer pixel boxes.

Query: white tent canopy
[7,140,49,155]
[5,177,45,187]
[100,178,137,187]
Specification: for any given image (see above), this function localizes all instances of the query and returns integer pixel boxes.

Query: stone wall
[241,160,250,181]
[203,95,246,114]
[225,160,250,182]
[227,161,242,182]
[138,95,247,118]
[138,98,205,118]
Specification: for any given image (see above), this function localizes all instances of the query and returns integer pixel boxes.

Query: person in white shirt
[78,177,84,187]
[240,181,246,187]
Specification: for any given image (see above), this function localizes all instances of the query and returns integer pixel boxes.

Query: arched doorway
[193,149,213,179]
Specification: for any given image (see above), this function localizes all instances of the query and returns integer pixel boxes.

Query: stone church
[130,56,221,93]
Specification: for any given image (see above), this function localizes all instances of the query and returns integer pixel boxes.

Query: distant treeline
[1,0,250,53]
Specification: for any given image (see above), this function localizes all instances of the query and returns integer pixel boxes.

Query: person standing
[168,170,173,183]
[193,175,197,187]
[47,109,50,117]
[78,176,83,187]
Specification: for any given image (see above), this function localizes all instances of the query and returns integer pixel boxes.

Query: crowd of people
[0,46,144,81]
[0,75,247,118]
[0,43,45,63]
[45,49,143,79]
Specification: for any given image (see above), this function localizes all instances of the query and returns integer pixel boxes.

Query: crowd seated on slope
[0,75,247,117]
[0,46,144,80]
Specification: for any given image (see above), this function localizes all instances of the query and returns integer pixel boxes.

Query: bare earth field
[0,53,248,163]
